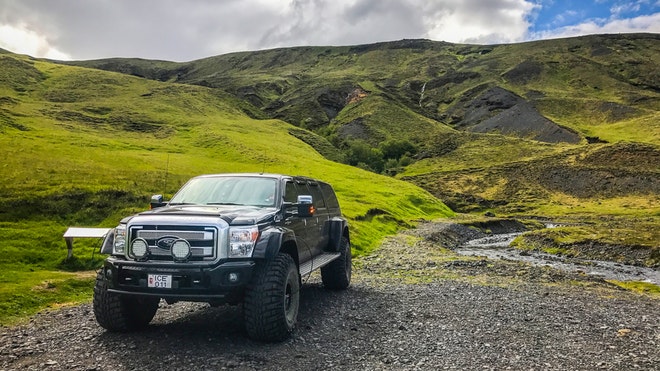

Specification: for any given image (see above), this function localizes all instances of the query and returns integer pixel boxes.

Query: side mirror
[296,195,315,217]
[150,194,166,209]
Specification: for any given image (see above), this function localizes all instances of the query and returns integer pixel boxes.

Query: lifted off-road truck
[94,173,351,342]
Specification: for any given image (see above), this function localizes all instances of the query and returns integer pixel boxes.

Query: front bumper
[101,257,256,303]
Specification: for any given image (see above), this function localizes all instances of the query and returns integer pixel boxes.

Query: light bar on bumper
[171,239,192,261]
[130,238,149,260]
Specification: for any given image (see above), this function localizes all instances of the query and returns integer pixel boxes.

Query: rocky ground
[1,222,658,371]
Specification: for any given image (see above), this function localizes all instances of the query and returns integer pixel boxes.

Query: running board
[299,252,340,276]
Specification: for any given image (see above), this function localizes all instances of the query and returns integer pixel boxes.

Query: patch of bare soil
[445,86,582,144]
[581,142,660,171]
[596,101,640,122]
[502,60,543,85]
[338,117,383,142]
[406,142,660,212]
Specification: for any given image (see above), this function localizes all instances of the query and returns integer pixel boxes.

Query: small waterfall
[419,82,427,107]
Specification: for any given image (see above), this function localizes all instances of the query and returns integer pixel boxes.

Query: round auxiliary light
[131,238,149,260]
[171,239,191,261]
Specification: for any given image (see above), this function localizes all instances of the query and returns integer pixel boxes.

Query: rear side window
[308,183,326,209]
[320,182,340,209]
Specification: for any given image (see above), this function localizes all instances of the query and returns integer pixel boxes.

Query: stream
[457,232,660,285]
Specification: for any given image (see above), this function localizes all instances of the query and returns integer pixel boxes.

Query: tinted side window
[320,183,340,209]
[284,181,298,203]
[308,183,326,209]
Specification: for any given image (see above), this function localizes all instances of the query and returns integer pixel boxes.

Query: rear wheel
[244,253,299,342]
[93,271,159,332]
[321,236,352,290]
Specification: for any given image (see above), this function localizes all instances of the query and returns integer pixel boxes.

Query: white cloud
[0,0,544,60]
[257,0,426,49]
[0,23,71,60]
[611,2,641,16]
[0,0,656,61]
[421,0,539,44]
[531,12,660,39]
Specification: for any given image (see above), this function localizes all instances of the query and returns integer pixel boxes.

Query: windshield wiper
[206,202,243,206]
[168,202,197,205]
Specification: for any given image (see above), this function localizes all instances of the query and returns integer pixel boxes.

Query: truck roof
[193,173,323,184]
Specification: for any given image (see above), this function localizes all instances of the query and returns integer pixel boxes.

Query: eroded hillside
[67,34,659,145]
[62,33,660,261]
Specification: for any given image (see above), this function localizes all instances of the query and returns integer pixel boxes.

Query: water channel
[457,231,659,285]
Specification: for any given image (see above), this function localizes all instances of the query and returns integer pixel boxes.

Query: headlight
[113,224,127,255]
[229,226,259,258]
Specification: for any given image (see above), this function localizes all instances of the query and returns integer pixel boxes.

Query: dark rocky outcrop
[450,87,582,144]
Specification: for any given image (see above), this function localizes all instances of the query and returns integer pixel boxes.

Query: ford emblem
[156,236,178,250]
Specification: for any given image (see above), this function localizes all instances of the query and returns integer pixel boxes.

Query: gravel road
[1,222,658,370]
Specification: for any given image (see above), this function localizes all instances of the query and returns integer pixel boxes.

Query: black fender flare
[327,217,348,252]
[252,226,297,261]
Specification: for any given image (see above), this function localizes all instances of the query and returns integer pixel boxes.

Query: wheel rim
[284,272,298,326]
[285,282,292,312]
[345,241,352,281]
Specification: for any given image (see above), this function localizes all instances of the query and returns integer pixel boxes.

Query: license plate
[148,274,172,288]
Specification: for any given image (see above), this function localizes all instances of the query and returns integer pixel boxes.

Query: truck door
[306,182,330,265]
[282,180,312,266]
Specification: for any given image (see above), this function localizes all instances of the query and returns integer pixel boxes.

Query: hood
[133,204,277,225]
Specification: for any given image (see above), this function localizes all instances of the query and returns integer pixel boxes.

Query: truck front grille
[128,225,218,262]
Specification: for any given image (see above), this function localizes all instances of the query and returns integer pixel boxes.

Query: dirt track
[1,223,658,370]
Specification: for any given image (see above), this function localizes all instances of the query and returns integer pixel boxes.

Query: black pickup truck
[94,173,351,342]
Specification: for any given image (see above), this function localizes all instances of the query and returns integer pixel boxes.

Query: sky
[0,0,658,62]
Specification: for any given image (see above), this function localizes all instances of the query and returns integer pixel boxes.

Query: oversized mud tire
[244,253,300,342]
[93,271,159,332]
[321,236,352,290]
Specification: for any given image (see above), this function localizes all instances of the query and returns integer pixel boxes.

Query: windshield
[169,176,278,207]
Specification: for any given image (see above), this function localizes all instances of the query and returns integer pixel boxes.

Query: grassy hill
[1,33,658,324]
[68,34,659,145]
[0,54,452,324]
[67,34,659,264]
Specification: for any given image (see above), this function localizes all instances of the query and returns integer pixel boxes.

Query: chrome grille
[128,225,217,261]
[137,230,212,240]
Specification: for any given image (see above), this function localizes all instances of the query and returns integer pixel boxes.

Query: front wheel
[93,271,159,332]
[244,253,300,342]
[321,236,352,290]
